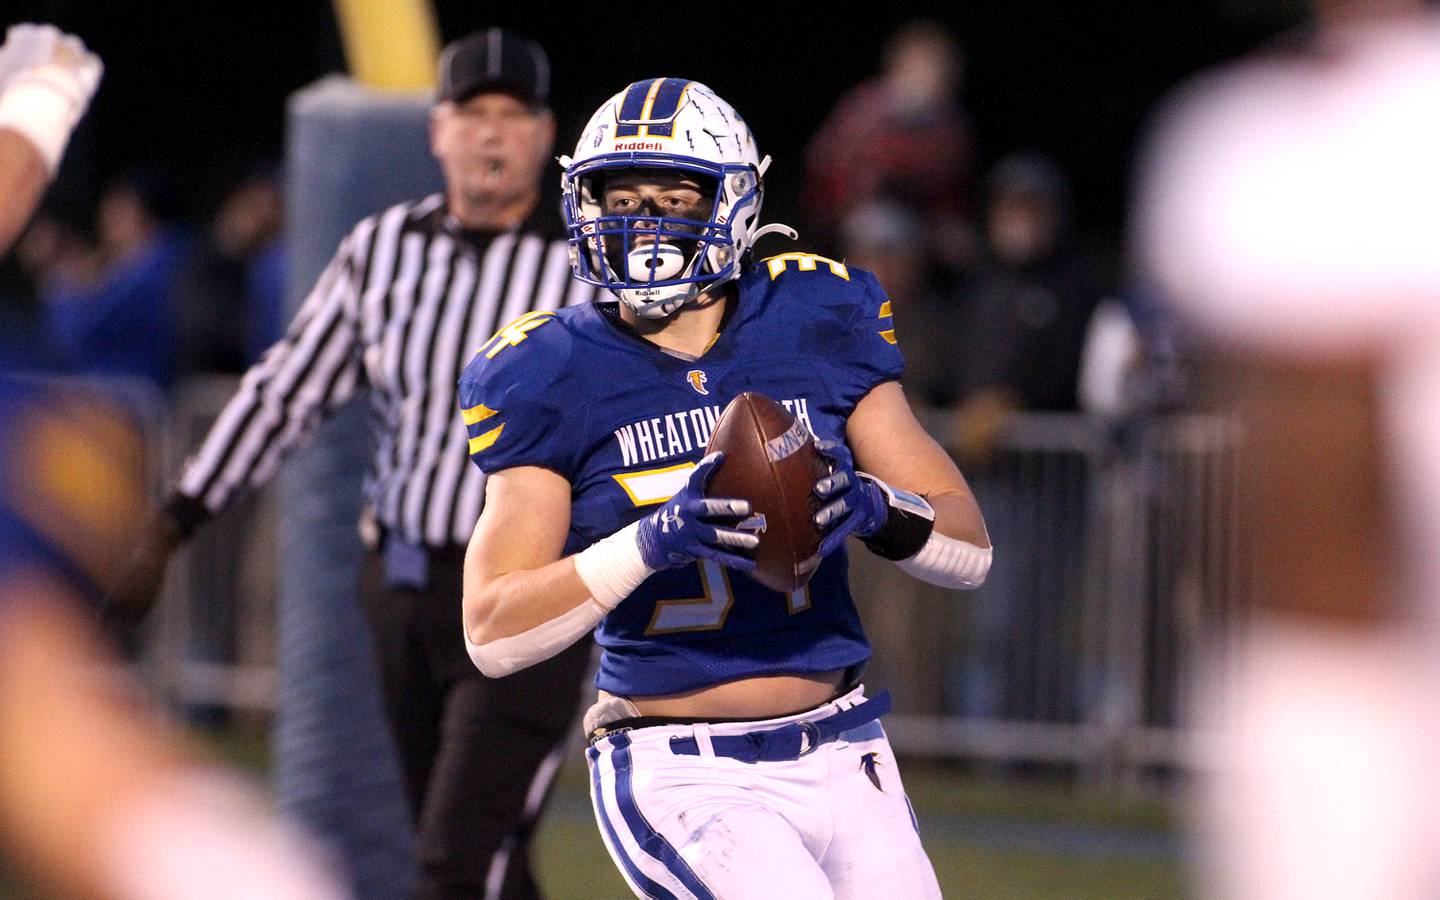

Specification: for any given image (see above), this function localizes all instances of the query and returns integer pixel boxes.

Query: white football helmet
[560,78,794,318]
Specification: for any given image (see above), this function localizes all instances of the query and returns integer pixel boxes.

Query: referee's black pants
[360,546,592,900]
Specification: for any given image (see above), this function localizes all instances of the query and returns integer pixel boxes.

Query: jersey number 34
[646,561,811,635]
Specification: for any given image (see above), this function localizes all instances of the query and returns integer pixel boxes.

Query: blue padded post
[278,76,442,900]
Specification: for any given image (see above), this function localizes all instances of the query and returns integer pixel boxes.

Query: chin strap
[750,156,796,243]
[752,223,798,242]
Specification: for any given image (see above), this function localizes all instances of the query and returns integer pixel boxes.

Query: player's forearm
[462,554,614,679]
[461,466,603,675]
[0,25,103,258]
[862,481,991,590]
[927,487,989,548]
[462,553,595,645]
[463,512,667,677]
[0,129,47,257]
[0,580,176,895]
[0,579,343,899]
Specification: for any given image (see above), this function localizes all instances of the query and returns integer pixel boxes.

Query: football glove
[814,440,938,560]
[812,440,889,557]
[0,24,103,172]
[635,452,758,572]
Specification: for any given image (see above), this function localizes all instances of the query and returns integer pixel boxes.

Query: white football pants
[585,686,942,899]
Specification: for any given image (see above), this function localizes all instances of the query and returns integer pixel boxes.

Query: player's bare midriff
[607,669,848,719]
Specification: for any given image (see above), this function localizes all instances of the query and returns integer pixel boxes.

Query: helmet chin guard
[619,282,699,319]
[561,78,792,318]
[619,244,696,318]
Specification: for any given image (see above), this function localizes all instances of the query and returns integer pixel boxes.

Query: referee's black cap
[437,28,551,108]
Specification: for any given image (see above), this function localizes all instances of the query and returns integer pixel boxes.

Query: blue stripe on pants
[588,744,676,899]
[610,733,716,900]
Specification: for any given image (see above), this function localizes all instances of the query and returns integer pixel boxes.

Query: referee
[114,29,596,899]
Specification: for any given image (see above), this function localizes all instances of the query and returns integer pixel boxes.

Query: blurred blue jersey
[459,255,903,697]
[0,374,148,607]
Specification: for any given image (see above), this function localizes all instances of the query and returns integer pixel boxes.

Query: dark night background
[3,0,1308,265]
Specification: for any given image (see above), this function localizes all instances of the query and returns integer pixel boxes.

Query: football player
[0,26,342,896]
[0,375,344,898]
[458,79,991,898]
[1137,2,1440,896]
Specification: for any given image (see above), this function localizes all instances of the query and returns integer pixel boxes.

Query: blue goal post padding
[279,75,443,900]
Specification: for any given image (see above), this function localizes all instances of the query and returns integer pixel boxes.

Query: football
[704,392,829,593]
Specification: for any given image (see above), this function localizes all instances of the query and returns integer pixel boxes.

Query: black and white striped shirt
[175,193,597,548]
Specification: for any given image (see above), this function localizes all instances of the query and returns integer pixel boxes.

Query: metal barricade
[1121,414,1245,776]
[868,411,1245,788]
[130,382,1245,788]
[146,375,279,713]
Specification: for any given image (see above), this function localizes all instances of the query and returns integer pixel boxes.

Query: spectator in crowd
[5,210,100,367]
[930,152,1105,722]
[837,199,967,412]
[14,210,100,300]
[165,169,288,729]
[803,19,978,268]
[175,168,287,376]
[43,173,193,390]
[940,151,1105,468]
[1077,285,1187,421]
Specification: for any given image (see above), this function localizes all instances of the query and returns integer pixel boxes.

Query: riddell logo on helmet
[614,141,663,151]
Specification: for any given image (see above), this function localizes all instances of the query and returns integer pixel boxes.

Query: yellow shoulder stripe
[878,300,892,318]
[461,402,499,426]
[879,329,897,345]
[468,423,505,455]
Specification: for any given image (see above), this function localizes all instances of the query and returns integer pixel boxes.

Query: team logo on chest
[686,370,709,395]
[860,752,885,792]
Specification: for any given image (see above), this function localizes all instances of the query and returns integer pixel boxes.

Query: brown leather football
[704,392,828,593]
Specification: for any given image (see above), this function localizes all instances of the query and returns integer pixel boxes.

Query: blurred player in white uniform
[1137,1,1440,896]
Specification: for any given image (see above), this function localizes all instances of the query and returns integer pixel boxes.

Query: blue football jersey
[458,254,903,697]
[0,374,148,607]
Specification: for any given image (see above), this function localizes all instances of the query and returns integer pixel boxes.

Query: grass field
[209,726,1189,897]
[1,731,1188,899]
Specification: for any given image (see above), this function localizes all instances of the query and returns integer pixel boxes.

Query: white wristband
[896,531,992,589]
[0,74,75,172]
[572,520,655,609]
[0,72,81,173]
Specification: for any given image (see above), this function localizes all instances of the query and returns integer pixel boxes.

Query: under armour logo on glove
[633,452,759,572]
